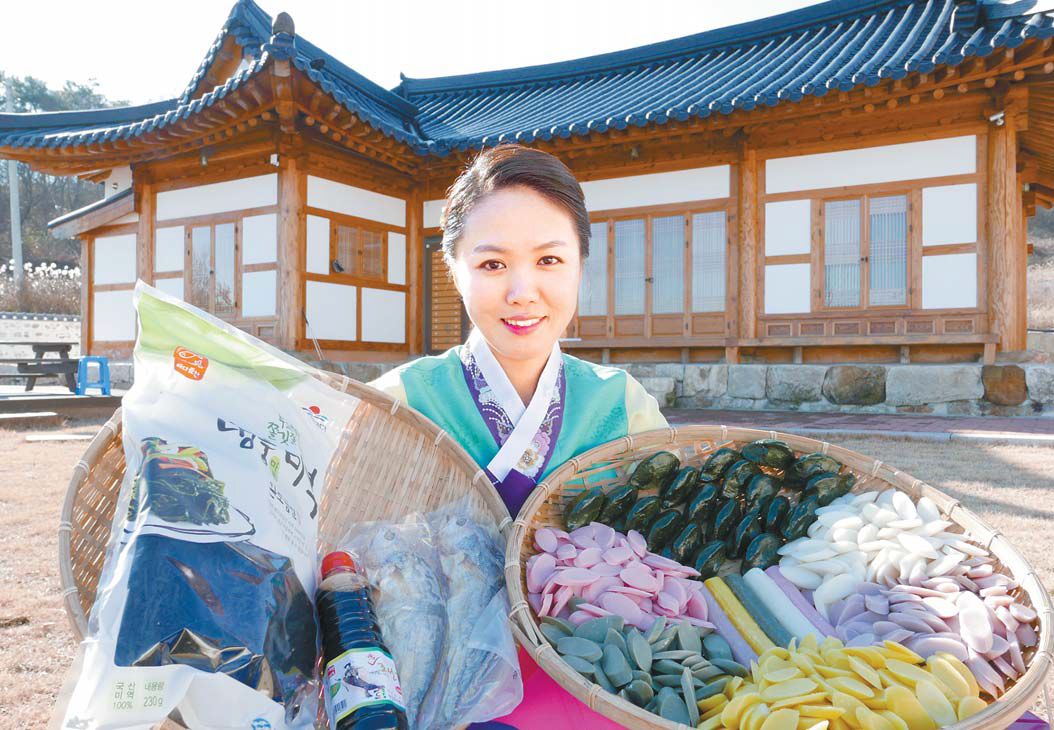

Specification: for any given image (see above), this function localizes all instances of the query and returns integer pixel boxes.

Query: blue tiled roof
[2,0,1053,158]
[48,188,132,230]
[400,0,1054,153]
[0,54,268,150]
[180,0,429,150]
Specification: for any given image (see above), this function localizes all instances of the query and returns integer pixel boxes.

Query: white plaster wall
[93,289,136,341]
[766,136,976,194]
[306,215,330,274]
[103,166,132,198]
[306,281,356,340]
[923,183,977,246]
[424,199,446,229]
[154,276,184,301]
[156,174,277,221]
[361,288,406,343]
[307,176,406,228]
[155,226,184,272]
[581,166,730,211]
[765,200,811,256]
[764,263,811,314]
[387,232,406,285]
[922,253,977,309]
[93,234,137,285]
[242,270,277,317]
[242,213,277,264]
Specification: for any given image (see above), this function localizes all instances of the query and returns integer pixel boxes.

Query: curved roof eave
[0,99,179,132]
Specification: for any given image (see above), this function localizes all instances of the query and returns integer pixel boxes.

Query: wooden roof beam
[269,56,298,134]
[1019,149,1041,181]
[306,88,325,115]
[244,78,267,107]
[1014,36,1053,66]
[324,103,343,122]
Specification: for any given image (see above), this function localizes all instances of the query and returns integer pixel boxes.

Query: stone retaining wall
[624,361,1054,417]
[0,313,80,358]
[95,354,1054,418]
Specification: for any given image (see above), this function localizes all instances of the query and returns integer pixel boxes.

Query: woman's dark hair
[440,144,591,262]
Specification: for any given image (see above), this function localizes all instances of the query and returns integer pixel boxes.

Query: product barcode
[333,700,347,715]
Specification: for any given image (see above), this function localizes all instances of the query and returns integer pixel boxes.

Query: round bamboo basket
[58,370,509,641]
[505,425,1054,730]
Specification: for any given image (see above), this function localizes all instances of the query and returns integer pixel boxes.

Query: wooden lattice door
[425,237,467,353]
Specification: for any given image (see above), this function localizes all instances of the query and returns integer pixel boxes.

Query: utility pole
[5,78,23,292]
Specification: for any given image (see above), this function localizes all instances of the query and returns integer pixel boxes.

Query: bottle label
[324,647,405,724]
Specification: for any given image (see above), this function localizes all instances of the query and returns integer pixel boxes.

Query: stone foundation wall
[96,351,1054,418]
[623,360,1054,417]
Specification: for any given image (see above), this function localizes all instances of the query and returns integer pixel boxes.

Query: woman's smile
[502,315,547,335]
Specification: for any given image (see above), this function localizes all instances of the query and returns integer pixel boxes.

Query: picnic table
[0,341,78,392]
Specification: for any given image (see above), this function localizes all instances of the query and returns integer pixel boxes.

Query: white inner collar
[465,327,561,427]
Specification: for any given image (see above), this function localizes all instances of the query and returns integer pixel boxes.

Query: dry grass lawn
[2,420,1054,727]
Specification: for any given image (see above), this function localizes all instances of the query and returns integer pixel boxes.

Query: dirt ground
[2,419,1054,727]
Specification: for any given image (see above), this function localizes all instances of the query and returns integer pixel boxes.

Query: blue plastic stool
[76,356,111,396]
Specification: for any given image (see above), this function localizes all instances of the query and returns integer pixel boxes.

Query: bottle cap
[321,550,358,578]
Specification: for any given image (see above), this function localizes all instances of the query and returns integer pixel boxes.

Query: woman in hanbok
[371,144,666,728]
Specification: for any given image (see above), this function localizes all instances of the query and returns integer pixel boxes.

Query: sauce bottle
[317,551,408,730]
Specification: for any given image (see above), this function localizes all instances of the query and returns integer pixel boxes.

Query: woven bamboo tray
[505,425,1054,730]
[59,369,508,641]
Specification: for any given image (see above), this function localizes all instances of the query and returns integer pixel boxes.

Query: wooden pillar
[135,180,155,286]
[725,166,740,344]
[81,237,91,356]
[276,152,305,352]
[407,187,424,355]
[986,95,1027,351]
[737,146,759,345]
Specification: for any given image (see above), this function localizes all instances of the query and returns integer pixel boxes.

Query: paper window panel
[692,211,726,312]
[614,218,646,315]
[361,229,384,278]
[869,195,908,306]
[335,225,358,275]
[214,223,236,314]
[824,200,861,308]
[189,227,211,309]
[651,216,685,314]
[579,221,608,316]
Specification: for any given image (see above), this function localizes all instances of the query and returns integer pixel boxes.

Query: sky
[1,0,822,106]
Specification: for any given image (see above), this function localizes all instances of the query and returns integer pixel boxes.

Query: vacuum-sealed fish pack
[340,502,522,730]
[60,282,359,729]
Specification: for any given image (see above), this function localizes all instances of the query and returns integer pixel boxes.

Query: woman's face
[449,185,582,365]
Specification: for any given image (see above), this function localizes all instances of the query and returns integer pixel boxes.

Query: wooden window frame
[303,207,402,289]
[183,213,244,318]
[810,180,983,316]
[815,188,914,313]
[760,162,986,325]
[688,208,731,316]
[575,199,734,345]
[298,208,411,349]
[329,216,388,284]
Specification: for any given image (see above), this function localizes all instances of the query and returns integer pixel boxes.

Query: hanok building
[3,0,1054,367]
